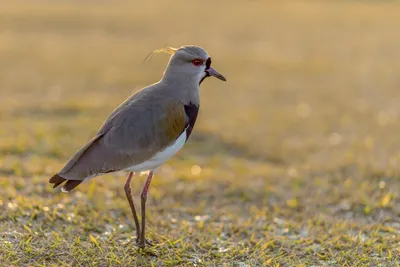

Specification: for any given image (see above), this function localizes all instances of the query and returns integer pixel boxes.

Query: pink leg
[138,170,155,248]
[124,172,141,242]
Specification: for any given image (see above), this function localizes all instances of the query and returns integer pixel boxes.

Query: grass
[1,0,400,265]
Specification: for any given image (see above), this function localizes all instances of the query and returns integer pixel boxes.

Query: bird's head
[155,45,226,85]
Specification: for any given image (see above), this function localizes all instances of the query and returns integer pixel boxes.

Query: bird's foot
[136,237,154,248]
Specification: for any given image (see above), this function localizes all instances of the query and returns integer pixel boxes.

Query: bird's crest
[144,47,178,63]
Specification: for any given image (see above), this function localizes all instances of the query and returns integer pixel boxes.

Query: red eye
[192,59,203,66]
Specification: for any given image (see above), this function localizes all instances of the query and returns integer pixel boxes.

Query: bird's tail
[49,174,82,192]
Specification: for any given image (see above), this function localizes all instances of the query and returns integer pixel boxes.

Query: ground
[1,1,400,266]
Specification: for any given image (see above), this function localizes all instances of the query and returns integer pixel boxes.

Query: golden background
[1,1,400,265]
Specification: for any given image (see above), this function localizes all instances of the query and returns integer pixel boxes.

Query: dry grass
[1,0,400,266]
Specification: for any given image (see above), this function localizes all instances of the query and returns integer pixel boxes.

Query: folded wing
[49,93,187,191]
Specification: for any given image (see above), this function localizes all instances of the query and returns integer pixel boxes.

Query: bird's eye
[192,59,203,66]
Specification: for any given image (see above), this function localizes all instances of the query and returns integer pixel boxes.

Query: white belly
[124,130,187,173]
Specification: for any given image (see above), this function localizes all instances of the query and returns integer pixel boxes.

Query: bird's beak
[206,67,227,81]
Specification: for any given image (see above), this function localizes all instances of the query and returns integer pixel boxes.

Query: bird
[49,45,226,248]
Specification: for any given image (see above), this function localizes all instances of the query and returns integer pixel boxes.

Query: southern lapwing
[49,45,226,248]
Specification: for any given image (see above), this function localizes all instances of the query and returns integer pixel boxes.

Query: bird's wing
[55,93,187,181]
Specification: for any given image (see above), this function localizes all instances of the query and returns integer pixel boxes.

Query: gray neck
[160,72,201,106]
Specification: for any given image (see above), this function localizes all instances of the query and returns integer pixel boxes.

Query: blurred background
[1,1,400,265]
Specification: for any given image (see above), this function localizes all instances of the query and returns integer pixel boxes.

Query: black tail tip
[49,174,83,192]
[49,174,66,188]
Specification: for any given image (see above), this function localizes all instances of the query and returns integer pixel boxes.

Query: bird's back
[54,83,189,182]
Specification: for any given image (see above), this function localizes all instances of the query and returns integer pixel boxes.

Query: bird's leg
[138,170,155,248]
[124,172,141,243]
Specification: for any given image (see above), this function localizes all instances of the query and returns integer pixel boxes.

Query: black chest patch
[184,103,199,141]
